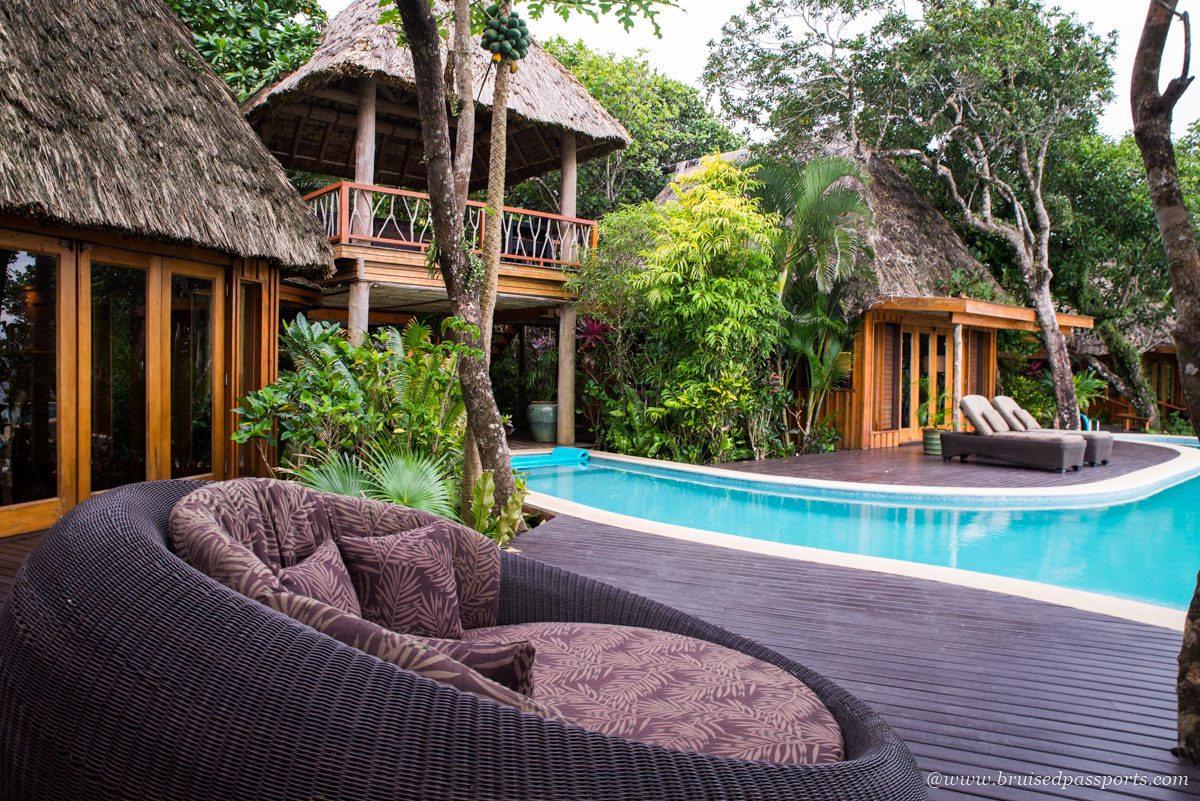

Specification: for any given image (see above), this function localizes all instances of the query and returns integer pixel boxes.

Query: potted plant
[524,330,558,443]
[917,379,953,456]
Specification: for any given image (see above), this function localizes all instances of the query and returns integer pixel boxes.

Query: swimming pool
[518,454,1200,610]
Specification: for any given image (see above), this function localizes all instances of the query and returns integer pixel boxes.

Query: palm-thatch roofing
[658,151,1002,309]
[0,0,333,275]
[244,0,630,191]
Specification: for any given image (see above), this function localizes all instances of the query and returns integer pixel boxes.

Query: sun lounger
[939,395,1086,473]
[991,396,1113,466]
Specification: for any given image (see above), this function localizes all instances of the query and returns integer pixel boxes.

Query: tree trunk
[1094,319,1159,429]
[1028,270,1081,429]
[1131,0,1200,766]
[394,0,519,511]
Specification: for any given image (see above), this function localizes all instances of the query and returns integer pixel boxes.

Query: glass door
[0,233,76,535]
[164,260,224,480]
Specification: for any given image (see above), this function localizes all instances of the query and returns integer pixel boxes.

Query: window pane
[170,275,214,477]
[91,263,147,492]
[237,282,263,476]
[900,332,912,428]
[0,249,57,505]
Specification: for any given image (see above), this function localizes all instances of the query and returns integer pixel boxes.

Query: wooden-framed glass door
[0,231,77,536]
[898,324,954,441]
[79,249,226,498]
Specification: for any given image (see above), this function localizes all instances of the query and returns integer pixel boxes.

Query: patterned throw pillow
[338,522,465,639]
[277,537,361,617]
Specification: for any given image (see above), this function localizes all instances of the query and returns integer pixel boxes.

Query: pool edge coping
[523,490,1186,632]
[515,441,1200,510]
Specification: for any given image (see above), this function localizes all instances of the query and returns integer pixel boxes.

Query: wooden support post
[517,325,528,424]
[348,265,370,345]
[952,323,964,431]
[557,304,576,445]
[560,132,578,261]
[352,77,378,240]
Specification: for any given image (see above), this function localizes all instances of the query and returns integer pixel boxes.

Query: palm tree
[754,155,873,294]
[754,156,873,452]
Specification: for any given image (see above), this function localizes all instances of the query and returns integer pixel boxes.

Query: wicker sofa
[0,480,926,800]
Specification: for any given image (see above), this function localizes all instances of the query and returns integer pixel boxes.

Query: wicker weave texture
[0,481,926,800]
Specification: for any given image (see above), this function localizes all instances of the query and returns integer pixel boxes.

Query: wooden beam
[307,308,415,326]
[952,323,964,431]
[274,103,419,140]
[557,304,576,445]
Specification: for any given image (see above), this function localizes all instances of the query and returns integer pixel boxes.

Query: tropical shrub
[291,447,457,519]
[577,158,793,464]
[232,314,478,467]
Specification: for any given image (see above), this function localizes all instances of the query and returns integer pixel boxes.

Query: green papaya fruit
[500,40,513,55]
[499,15,509,25]
[486,19,500,29]
[520,36,530,48]
[490,41,502,54]
[509,10,519,18]
[485,3,499,15]
[506,28,521,41]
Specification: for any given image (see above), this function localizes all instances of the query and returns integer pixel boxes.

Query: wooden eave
[871,296,1094,332]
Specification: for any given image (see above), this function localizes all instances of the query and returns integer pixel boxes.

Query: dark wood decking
[724,439,1179,488]
[514,516,1200,800]
[0,531,41,610]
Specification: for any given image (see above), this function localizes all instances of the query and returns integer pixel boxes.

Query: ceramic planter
[527,401,557,443]
[922,428,943,456]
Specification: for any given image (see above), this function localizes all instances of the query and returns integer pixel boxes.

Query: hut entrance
[0,229,233,536]
[874,323,954,440]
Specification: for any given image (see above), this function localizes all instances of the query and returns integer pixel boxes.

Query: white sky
[319,0,1199,139]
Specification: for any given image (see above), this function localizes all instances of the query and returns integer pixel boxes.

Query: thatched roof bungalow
[661,151,1093,449]
[0,0,333,536]
[244,0,630,190]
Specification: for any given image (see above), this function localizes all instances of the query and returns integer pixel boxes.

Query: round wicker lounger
[0,481,926,800]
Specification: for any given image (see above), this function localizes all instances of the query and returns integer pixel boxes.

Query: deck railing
[305,181,598,270]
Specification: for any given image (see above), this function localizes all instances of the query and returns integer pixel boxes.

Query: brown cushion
[263,590,549,713]
[168,479,500,631]
[277,536,361,617]
[465,622,844,765]
[338,522,465,639]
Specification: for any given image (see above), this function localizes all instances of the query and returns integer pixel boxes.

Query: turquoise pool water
[520,457,1200,609]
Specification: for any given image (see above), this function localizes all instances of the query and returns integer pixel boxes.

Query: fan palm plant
[754,155,873,294]
[290,446,457,519]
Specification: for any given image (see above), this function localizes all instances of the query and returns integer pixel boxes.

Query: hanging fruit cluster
[480,5,531,68]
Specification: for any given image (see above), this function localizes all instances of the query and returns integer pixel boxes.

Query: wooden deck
[0,530,43,610]
[513,516,1200,800]
[724,439,1178,488]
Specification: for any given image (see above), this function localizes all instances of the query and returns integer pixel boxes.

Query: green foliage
[935,268,1004,304]
[916,378,951,428]
[290,448,457,519]
[754,156,873,293]
[508,38,741,219]
[999,362,1107,425]
[577,159,794,464]
[167,0,326,99]
[232,314,478,466]
[1040,369,1106,416]
[468,472,527,547]
[1151,412,1196,437]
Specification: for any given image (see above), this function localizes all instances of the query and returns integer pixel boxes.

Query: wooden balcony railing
[304,181,598,270]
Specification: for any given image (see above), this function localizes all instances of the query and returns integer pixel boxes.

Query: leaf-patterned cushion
[277,536,361,617]
[167,478,500,630]
[261,590,550,714]
[338,523,465,639]
[465,622,845,765]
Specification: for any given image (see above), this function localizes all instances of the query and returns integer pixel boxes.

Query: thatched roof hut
[658,151,1002,307]
[0,0,333,274]
[244,0,631,190]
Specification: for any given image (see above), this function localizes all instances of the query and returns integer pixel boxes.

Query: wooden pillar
[560,132,578,218]
[348,274,370,345]
[952,323,964,431]
[517,325,528,423]
[557,304,576,445]
[352,77,377,239]
[560,132,578,262]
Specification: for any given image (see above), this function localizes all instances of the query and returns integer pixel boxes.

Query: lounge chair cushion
[277,535,361,616]
[338,523,465,639]
[992,395,1041,431]
[960,394,1011,435]
[169,478,500,630]
[170,480,544,710]
[464,621,845,765]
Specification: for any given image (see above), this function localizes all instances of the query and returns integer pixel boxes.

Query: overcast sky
[319,0,1198,139]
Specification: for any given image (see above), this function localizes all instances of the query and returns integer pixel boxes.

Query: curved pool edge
[524,490,1186,631]
[517,444,1200,511]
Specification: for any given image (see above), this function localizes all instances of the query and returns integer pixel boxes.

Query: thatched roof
[658,150,1001,307]
[244,0,630,190]
[0,0,333,275]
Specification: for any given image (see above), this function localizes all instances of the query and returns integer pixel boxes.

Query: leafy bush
[233,314,478,467]
[1151,411,1196,437]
